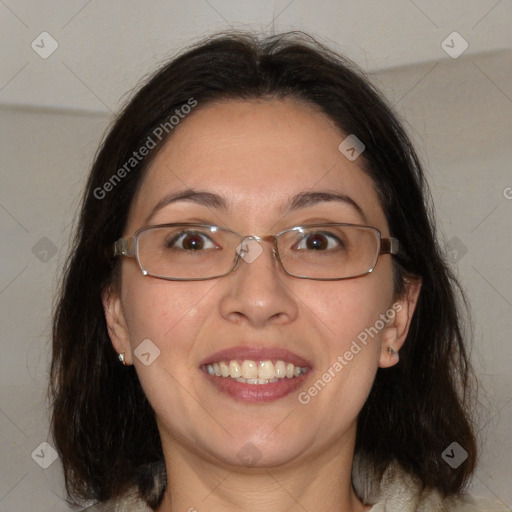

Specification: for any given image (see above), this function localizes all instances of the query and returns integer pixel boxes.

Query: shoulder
[352,456,509,512]
[81,460,166,511]
[81,457,509,512]
[80,487,152,512]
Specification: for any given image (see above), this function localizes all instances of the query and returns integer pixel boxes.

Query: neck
[156,429,368,512]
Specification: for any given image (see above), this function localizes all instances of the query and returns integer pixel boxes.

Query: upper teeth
[205,360,308,383]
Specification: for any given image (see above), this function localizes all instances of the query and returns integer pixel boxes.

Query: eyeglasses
[113,223,399,281]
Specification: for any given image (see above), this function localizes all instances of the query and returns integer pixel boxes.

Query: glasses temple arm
[380,237,400,255]
[113,237,136,257]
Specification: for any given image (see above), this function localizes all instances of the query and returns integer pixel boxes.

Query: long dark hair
[49,31,477,509]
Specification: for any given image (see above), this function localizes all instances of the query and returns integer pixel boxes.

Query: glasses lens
[277,225,380,279]
[136,225,239,280]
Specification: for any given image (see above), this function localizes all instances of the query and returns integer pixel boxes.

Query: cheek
[119,277,217,422]
[299,273,394,404]
[306,274,394,350]
[297,281,390,429]
[120,273,215,358]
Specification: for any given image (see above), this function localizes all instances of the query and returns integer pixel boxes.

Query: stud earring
[118,351,127,365]
[387,347,395,355]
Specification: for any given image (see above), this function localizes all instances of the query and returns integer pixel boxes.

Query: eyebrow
[145,188,366,224]
[146,190,227,223]
[286,191,366,222]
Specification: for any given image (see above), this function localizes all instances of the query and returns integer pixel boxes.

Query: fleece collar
[84,457,509,511]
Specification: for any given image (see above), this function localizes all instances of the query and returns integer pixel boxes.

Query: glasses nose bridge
[241,233,277,244]
[235,233,280,266]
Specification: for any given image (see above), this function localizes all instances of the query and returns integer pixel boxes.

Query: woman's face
[105,98,417,470]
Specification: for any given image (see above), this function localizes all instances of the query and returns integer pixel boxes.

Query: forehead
[127,98,387,232]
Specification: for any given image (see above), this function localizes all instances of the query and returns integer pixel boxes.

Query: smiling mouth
[199,346,313,402]
[201,359,309,385]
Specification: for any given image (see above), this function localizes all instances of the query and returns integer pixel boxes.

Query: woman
[49,32,508,511]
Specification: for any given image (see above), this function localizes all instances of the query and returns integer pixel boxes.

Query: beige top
[83,459,510,512]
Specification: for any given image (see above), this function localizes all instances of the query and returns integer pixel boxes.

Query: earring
[387,347,395,355]
[118,351,127,365]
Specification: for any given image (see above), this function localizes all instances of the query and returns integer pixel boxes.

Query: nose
[218,237,299,328]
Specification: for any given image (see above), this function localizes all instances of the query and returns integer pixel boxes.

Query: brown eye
[305,233,328,250]
[296,232,342,251]
[181,233,205,250]
[167,231,217,251]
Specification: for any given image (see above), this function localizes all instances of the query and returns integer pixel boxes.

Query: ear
[102,285,132,365]
[379,277,422,368]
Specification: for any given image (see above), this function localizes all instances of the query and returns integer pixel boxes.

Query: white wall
[378,52,512,505]
[1,2,511,510]
[1,0,510,112]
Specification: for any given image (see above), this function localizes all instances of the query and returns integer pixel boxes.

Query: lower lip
[201,369,310,403]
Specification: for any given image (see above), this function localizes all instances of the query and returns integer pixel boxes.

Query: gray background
[0,1,511,510]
